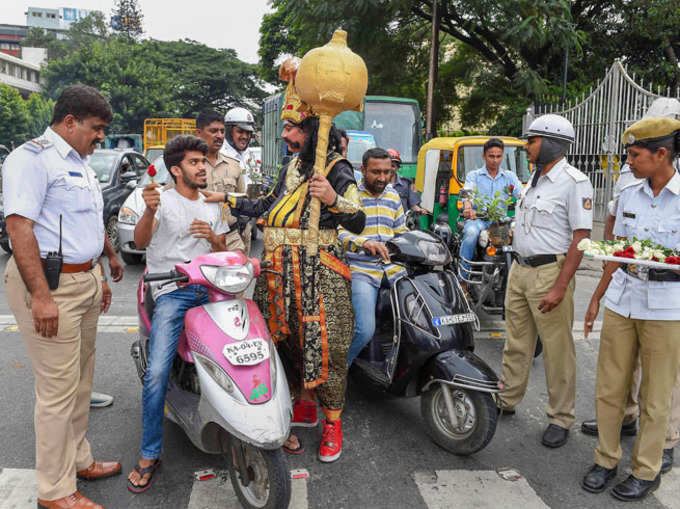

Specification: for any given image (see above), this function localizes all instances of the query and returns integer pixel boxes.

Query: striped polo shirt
[338,181,407,287]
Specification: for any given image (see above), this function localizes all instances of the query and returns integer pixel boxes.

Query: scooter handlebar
[143,270,188,283]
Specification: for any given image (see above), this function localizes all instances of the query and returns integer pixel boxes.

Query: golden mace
[295,30,368,257]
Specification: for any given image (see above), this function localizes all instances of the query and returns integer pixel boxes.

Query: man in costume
[206,58,365,462]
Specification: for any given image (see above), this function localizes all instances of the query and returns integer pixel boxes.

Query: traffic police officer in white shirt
[498,114,594,449]
[2,84,122,509]
[581,98,680,472]
[582,117,680,501]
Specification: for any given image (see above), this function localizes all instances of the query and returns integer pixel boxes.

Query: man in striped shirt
[339,148,407,365]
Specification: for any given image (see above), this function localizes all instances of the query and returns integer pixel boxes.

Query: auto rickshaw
[414,136,532,231]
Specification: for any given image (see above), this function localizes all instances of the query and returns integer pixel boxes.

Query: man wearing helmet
[222,106,257,253]
[498,114,593,449]
[387,148,424,215]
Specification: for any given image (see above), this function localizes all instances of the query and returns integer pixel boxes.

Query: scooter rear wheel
[421,385,498,456]
[229,442,291,509]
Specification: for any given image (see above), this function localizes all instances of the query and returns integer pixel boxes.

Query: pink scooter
[131,251,292,509]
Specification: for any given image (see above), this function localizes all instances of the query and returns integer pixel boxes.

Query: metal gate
[523,59,680,221]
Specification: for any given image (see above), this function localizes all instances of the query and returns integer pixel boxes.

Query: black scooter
[351,230,502,456]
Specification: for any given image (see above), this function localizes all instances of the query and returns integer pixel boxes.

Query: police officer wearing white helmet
[221,106,255,171]
[498,114,594,449]
[221,106,256,252]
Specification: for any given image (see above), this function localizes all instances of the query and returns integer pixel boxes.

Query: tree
[0,85,30,147]
[25,93,55,139]
[259,0,680,135]
[40,37,267,133]
[112,0,144,39]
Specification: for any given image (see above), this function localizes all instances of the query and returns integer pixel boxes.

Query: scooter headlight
[194,353,246,403]
[417,240,451,265]
[200,263,254,294]
[118,207,138,225]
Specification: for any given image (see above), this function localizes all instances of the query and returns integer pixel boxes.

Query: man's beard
[283,137,301,151]
[181,171,207,189]
[365,180,386,195]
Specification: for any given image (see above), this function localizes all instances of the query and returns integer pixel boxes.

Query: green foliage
[258,0,680,136]
[25,93,55,139]
[471,190,513,223]
[38,27,266,134]
[0,85,30,146]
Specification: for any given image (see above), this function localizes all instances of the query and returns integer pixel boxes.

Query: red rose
[613,251,624,257]
[652,256,660,262]
[624,246,635,254]
[148,165,156,177]
[509,185,514,191]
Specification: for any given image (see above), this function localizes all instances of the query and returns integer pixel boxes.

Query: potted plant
[471,190,513,245]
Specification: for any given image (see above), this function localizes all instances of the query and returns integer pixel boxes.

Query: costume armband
[329,184,361,214]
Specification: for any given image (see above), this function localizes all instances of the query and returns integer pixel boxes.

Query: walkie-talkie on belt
[44,214,63,290]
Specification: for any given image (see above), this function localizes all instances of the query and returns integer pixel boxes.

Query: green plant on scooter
[471,190,513,223]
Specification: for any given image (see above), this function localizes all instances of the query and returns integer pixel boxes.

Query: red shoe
[292,399,318,428]
[318,419,342,463]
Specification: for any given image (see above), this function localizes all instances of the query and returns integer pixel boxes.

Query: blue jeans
[347,277,380,366]
[141,284,209,459]
[460,219,490,273]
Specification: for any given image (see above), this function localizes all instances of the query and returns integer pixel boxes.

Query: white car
[117,156,170,265]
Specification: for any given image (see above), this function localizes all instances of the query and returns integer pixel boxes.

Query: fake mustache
[283,137,301,150]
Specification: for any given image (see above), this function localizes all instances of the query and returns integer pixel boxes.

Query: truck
[143,118,196,160]
[262,94,422,178]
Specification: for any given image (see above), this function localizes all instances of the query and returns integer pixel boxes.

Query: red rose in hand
[148,164,157,177]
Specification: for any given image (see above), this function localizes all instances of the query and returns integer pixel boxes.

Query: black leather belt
[516,254,559,267]
[624,265,680,282]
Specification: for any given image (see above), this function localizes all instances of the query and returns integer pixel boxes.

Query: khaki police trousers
[500,257,576,428]
[622,352,680,449]
[594,308,680,480]
[5,257,102,500]
[225,229,246,254]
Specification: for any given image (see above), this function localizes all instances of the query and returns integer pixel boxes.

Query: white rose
[632,241,642,253]
[577,239,593,251]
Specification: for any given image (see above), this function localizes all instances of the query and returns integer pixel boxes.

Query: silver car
[118,156,170,265]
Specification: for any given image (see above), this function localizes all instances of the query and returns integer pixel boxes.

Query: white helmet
[224,107,255,132]
[524,114,575,144]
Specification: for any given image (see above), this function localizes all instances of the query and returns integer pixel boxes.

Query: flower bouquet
[577,238,680,269]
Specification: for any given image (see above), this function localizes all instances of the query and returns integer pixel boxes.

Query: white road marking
[0,314,603,338]
[413,470,550,509]
[187,470,308,509]
[0,468,37,509]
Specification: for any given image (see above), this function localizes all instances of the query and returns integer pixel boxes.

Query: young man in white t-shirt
[127,135,231,492]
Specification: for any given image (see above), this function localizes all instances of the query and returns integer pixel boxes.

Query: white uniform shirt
[146,189,229,298]
[1,127,104,263]
[513,158,594,258]
[607,162,680,217]
[605,173,680,321]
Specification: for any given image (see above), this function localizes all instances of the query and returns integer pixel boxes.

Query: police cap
[622,117,680,147]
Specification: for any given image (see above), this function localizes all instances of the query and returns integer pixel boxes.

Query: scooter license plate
[222,338,270,366]
[432,313,476,327]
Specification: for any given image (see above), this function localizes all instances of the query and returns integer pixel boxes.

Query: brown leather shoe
[37,491,103,508]
[76,460,122,480]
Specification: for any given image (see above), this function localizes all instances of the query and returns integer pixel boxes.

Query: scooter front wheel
[421,385,498,456]
[229,441,291,509]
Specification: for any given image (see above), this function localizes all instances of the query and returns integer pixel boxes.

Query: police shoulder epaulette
[565,165,588,183]
[621,179,644,192]
[23,137,53,154]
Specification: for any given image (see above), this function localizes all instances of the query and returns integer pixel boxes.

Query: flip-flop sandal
[127,459,161,493]
[283,437,305,455]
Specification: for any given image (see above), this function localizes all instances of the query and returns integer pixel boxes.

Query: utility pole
[426,0,440,141]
